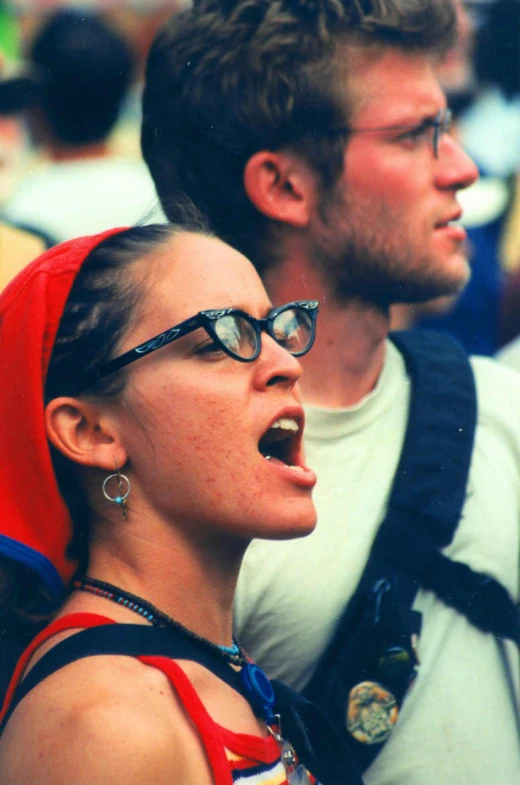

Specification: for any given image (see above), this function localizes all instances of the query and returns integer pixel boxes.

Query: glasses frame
[78,300,319,391]
[325,108,452,159]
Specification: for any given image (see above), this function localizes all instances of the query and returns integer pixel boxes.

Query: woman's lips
[262,454,317,489]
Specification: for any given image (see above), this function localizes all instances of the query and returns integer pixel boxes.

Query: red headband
[0,228,126,600]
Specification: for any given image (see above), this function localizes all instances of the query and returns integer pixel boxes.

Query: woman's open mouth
[258,417,316,488]
[259,417,300,466]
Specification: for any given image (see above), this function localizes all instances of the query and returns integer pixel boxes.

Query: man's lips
[434,211,467,242]
[435,208,463,229]
[435,223,467,243]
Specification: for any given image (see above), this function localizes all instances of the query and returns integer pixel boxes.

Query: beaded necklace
[73,575,307,781]
[73,574,246,667]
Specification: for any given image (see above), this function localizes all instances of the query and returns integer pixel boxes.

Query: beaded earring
[102,463,131,520]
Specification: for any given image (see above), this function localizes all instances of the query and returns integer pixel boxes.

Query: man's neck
[48,141,110,162]
[264,255,390,408]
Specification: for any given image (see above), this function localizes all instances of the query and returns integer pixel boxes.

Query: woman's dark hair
[44,224,179,572]
[0,219,210,699]
[0,556,56,702]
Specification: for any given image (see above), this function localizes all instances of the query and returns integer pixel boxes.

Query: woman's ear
[45,397,127,471]
[243,150,316,227]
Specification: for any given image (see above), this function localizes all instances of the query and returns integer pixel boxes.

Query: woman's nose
[253,333,303,390]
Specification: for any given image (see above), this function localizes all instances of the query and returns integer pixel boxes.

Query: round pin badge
[346,680,398,745]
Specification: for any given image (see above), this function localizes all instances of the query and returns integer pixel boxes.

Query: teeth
[271,417,299,432]
[259,417,299,460]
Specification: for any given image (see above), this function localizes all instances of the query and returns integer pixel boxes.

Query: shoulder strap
[387,329,476,542]
[1,615,363,785]
[305,330,518,773]
[387,331,519,642]
[0,612,115,724]
[0,619,246,733]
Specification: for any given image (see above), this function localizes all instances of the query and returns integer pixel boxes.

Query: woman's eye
[195,341,226,357]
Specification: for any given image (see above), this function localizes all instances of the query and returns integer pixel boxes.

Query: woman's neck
[71,513,246,648]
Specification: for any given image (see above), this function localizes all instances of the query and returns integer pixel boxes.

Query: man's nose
[435,133,479,191]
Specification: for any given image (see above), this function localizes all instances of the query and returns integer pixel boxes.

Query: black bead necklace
[73,574,247,667]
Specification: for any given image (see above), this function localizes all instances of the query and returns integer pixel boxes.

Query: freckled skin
[0,233,317,785]
[113,232,317,542]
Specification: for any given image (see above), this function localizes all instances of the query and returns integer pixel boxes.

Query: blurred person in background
[100,0,190,159]
[3,8,165,243]
[0,60,47,290]
[0,5,51,291]
[459,0,520,180]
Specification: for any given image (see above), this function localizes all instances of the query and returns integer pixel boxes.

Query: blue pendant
[240,662,276,723]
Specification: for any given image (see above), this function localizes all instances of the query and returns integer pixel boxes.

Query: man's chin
[397,254,471,305]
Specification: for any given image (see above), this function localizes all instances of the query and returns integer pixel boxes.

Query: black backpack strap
[0,624,244,732]
[305,330,518,773]
[387,331,519,642]
[272,680,364,785]
[1,623,364,784]
[387,330,476,543]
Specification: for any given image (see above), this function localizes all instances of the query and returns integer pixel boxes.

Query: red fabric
[138,656,283,784]
[0,229,125,595]
[0,612,115,723]
[139,654,234,785]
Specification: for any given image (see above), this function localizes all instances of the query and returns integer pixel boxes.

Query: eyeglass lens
[214,307,313,360]
[434,122,441,157]
[271,308,313,355]
[215,315,258,359]
[433,110,451,158]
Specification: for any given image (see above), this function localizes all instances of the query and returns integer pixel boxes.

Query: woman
[0,221,334,785]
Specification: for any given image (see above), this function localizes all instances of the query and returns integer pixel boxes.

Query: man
[0,47,48,289]
[4,9,164,243]
[141,2,520,783]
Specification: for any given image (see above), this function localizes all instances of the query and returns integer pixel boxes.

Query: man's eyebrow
[389,105,446,123]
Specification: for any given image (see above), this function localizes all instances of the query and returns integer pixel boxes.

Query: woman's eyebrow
[226,303,274,317]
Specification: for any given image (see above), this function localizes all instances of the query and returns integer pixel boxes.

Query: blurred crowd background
[1,0,520,363]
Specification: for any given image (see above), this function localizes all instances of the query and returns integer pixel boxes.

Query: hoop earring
[102,466,131,521]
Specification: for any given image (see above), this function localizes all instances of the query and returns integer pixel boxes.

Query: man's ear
[45,397,127,471]
[243,150,315,227]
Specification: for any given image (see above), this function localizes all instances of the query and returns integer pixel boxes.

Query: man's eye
[400,122,431,143]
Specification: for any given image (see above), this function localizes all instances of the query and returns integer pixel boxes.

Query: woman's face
[112,232,317,542]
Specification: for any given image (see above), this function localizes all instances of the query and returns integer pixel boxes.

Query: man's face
[309,48,479,307]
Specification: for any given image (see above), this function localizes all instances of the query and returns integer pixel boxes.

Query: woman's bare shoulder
[0,654,213,785]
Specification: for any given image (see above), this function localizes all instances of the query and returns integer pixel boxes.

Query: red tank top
[0,613,318,785]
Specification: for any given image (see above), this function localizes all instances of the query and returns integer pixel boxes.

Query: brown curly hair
[142,0,457,274]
